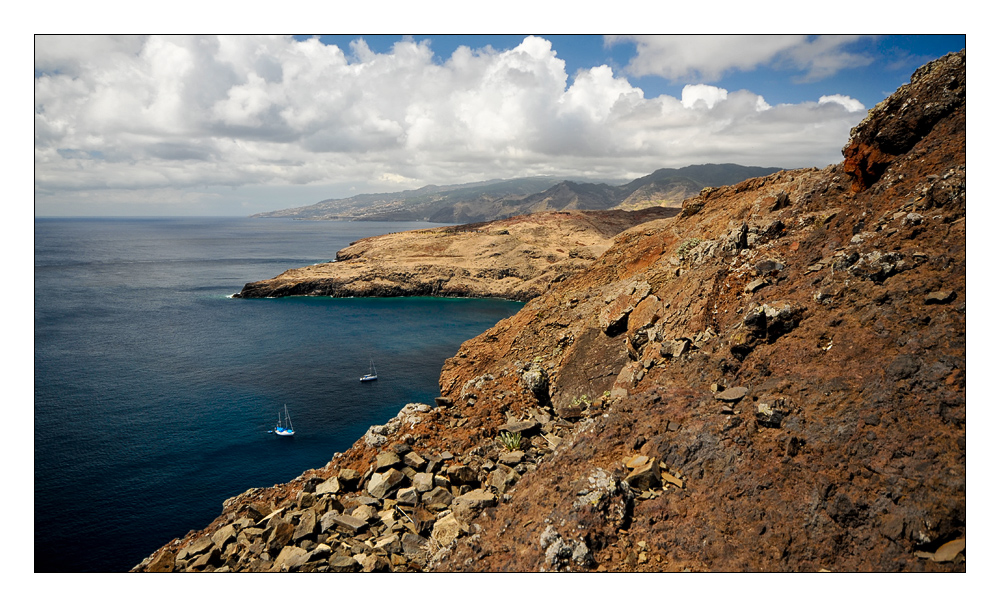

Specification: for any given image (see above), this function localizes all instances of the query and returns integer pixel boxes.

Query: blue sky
[309,35,965,108]
[34,34,966,216]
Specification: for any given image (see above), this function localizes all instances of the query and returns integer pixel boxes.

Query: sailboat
[360,359,378,382]
[271,404,295,436]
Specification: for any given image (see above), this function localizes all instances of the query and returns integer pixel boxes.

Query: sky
[33,33,966,217]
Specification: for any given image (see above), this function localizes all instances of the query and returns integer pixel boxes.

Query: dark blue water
[34,217,522,572]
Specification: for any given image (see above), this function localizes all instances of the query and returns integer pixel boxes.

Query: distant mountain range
[252,163,785,223]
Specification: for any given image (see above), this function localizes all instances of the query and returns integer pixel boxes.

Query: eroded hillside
[134,51,964,573]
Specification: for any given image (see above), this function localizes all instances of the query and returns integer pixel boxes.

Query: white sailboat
[360,359,378,382]
[271,404,295,436]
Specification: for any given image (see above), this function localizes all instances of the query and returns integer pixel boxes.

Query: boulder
[452,488,498,524]
[292,509,318,543]
[177,536,213,562]
[146,550,175,573]
[412,472,435,493]
[446,464,479,486]
[321,513,368,535]
[272,545,309,572]
[268,521,296,551]
[396,486,421,506]
[374,533,402,555]
[361,553,392,573]
[660,338,690,359]
[211,524,237,549]
[403,451,427,470]
[925,290,956,304]
[431,513,464,546]
[328,554,361,572]
[315,476,341,495]
[401,532,428,555]
[421,486,454,511]
[337,468,361,489]
[489,465,521,494]
[376,450,402,471]
[368,468,406,500]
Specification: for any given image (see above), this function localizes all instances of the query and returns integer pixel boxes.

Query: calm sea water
[34,217,522,572]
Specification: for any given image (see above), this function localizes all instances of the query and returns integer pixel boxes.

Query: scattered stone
[401,532,429,555]
[322,513,368,535]
[177,536,213,562]
[754,259,785,276]
[498,419,540,436]
[925,290,956,304]
[715,386,749,402]
[660,338,690,359]
[499,450,524,466]
[755,402,785,428]
[745,277,769,294]
[660,471,684,489]
[272,545,310,571]
[624,457,661,491]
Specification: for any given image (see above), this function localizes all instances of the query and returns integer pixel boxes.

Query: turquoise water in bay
[33,217,523,572]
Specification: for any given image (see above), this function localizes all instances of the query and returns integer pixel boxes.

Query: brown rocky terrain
[134,51,964,573]
[235,207,680,301]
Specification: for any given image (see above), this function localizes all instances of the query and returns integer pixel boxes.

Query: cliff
[134,51,964,573]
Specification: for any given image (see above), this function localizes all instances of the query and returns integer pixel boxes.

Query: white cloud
[35,35,867,215]
[607,35,874,83]
[681,84,729,109]
[819,94,866,113]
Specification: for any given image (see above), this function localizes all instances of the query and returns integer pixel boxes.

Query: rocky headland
[135,51,965,573]
[235,207,680,301]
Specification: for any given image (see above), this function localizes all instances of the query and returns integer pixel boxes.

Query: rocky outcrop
[135,51,964,573]
[235,208,679,301]
[842,51,965,192]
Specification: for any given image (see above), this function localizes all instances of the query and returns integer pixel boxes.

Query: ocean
[33,217,523,572]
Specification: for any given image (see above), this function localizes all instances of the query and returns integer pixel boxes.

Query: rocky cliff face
[134,51,964,573]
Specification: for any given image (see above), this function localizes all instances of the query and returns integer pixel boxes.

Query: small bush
[498,431,522,452]
[677,238,702,260]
